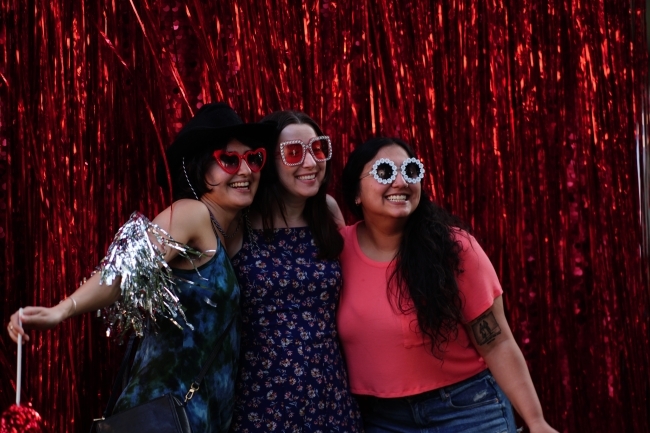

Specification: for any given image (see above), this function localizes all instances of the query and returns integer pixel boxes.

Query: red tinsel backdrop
[0,0,648,432]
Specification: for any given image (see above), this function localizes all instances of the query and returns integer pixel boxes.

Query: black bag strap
[103,314,237,416]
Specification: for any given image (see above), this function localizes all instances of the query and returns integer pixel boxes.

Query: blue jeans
[357,370,518,433]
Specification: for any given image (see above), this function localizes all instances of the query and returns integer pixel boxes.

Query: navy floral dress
[113,238,240,433]
[230,227,361,432]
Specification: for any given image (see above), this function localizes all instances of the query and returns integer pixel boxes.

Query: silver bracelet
[61,296,77,316]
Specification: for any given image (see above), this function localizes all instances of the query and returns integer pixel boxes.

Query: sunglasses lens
[217,153,240,173]
[311,138,330,161]
[246,151,265,172]
[375,162,395,180]
[283,143,304,164]
[404,161,423,179]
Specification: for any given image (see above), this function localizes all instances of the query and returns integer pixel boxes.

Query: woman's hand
[6,300,73,343]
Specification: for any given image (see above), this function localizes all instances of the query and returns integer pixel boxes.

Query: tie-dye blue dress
[113,238,240,433]
[229,227,362,432]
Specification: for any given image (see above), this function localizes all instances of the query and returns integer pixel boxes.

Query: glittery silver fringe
[99,212,202,338]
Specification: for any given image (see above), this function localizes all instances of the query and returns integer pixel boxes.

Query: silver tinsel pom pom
[99,212,203,338]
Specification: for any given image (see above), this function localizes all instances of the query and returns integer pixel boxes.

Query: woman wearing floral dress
[227,111,361,432]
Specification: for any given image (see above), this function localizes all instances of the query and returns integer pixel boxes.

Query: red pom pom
[0,404,46,433]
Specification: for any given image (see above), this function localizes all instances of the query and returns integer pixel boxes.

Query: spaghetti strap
[202,201,242,242]
[207,210,223,240]
[198,201,222,249]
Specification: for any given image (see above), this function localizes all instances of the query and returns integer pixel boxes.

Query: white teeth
[296,174,316,180]
[229,182,250,188]
[386,195,407,201]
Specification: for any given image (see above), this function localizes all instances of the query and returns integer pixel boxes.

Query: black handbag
[92,394,190,433]
[90,316,236,433]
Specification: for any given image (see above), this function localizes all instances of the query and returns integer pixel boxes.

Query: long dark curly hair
[341,137,469,358]
[252,110,343,260]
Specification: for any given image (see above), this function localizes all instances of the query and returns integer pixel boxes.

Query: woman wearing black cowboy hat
[6,103,275,432]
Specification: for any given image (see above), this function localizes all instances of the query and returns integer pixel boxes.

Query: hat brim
[157,121,277,189]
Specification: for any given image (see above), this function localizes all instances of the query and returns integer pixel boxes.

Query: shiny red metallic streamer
[0,1,648,432]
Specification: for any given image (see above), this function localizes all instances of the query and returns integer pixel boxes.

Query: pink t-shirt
[337,222,503,397]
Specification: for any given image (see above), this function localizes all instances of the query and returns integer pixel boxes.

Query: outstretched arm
[7,271,121,343]
[7,200,211,343]
[466,296,558,433]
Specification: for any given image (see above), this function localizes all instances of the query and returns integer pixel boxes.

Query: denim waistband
[357,369,492,403]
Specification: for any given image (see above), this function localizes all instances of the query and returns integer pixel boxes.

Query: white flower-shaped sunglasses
[361,157,425,184]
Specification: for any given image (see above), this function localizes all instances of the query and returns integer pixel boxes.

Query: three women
[7,105,556,432]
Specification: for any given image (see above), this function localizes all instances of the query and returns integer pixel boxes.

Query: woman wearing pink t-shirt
[338,137,558,433]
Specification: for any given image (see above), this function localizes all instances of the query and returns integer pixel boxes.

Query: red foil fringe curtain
[0,1,648,432]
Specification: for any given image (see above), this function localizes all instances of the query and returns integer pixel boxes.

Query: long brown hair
[253,111,343,259]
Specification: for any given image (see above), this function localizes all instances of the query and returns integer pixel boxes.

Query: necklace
[209,212,240,239]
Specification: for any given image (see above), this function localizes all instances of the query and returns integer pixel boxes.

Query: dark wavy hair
[341,137,469,358]
[252,111,343,260]
[171,136,267,201]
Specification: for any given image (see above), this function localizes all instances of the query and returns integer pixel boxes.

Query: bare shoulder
[152,199,211,244]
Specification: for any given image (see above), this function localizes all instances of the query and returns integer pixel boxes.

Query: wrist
[525,417,551,432]
[58,296,77,320]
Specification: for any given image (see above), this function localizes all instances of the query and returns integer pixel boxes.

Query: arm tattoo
[471,311,502,345]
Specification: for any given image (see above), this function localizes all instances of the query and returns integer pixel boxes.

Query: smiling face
[203,139,262,212]
[275,124,327,201]
[356,144,422,222]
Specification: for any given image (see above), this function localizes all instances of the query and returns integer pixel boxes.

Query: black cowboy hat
[157,102,277,188]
